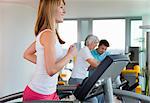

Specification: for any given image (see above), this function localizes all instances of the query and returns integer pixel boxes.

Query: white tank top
[28,29,65,95]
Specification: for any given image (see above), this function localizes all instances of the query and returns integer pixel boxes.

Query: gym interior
[0,0,150,102]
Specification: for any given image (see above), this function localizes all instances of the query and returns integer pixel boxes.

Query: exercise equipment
[121,63,141,93]
[120,63,142,103]
[1,54,150,103]
[74,55,150,103]
[74,54,129,102]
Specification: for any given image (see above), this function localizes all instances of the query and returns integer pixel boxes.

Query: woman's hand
[67,44,77,58]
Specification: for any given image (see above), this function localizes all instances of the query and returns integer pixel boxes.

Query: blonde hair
[34,0,65,36]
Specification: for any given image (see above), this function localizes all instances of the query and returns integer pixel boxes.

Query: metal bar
[103,78,114,103]
[113,89,150,102]
[146,32,150,95]
[57,85,77,91]
[0,91,23,102]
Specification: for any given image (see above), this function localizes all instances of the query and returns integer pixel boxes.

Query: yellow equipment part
[135,85,142,94]
[133,65,140,73]
[121,70,139,77]
[121,65,141,77]
[60,73,67,78]
[121,65,142,94]
[58,81,66,85]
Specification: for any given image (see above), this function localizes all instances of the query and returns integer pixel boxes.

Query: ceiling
[0,0,149,5]
[0,0,32,3]
[0,0,149,18]
[0,0,34,6]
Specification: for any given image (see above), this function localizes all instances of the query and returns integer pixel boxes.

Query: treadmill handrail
[113,89,150,102]
[0,91,23,102]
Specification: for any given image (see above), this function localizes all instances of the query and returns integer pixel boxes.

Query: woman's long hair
[34,0,65,44]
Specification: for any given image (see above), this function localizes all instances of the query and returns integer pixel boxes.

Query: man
[91,39,110,61]
[89,39,110,103]
[89,39,110,76]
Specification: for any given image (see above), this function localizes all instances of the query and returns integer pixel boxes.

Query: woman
[23,0,77,101]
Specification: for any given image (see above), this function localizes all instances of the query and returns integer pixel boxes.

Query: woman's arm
[40,30,76,76]
[23,41,37,64]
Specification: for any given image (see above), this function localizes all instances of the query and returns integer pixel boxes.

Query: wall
[65,0,149,18]
[0,3,36,96]
[0,5,3,94]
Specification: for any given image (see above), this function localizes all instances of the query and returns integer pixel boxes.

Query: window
[58,20,78,49]
[131,20,144,69]
[131,20,143,47]
[93,19,125,53]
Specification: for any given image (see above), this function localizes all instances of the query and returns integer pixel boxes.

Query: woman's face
[55,0,65,23]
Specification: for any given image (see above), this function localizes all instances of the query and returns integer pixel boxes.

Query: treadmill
[74,54,129,102]
[1,54,150,103]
